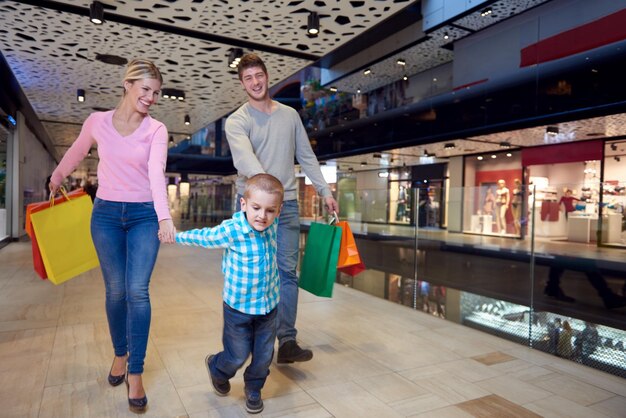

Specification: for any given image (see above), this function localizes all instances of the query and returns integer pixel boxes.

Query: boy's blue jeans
[210,303,277,392]
[236,197,300,346]
[90,198,160,374]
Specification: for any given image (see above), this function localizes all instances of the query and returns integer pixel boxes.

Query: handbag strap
[49,186,70,207]
[329,211,339,225]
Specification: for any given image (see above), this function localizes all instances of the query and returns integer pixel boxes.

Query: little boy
[175,173,284,414]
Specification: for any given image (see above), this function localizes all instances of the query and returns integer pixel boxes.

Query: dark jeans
[209,303,277,392]
[91,198,160,374]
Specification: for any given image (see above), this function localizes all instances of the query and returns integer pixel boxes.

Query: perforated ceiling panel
[0,0,412,161]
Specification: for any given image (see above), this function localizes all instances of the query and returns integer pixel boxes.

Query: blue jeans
[209,303,277,392]
[237,197,300,345]
[90,198,160,374]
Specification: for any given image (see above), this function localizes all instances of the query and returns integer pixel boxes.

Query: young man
[175,174,284,414]
[225,53,339,363]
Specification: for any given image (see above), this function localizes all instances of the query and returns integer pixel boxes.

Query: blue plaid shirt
[175,211,279,315]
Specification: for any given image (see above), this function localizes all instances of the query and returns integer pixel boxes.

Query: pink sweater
[51,110,171,221]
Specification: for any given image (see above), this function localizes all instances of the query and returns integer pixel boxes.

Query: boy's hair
[237,53,268,81]
[244,174,284,203]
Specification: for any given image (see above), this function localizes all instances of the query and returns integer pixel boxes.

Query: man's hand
[324,196,339,215]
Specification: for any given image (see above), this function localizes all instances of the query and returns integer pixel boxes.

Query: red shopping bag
[31,233,47,279]
[26,189,87,279]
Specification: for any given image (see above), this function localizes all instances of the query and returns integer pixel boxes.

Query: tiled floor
[1,241,625,417]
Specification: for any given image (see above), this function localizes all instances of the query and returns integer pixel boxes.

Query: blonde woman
[50,59,175,413]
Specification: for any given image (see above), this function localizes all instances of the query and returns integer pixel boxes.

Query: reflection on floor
[1,242,625,417]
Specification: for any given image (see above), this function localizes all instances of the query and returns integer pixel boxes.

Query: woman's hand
[158,219,176,244]
[49,180,60,197]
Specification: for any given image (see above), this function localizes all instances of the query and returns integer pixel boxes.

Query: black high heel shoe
[125,372,148,414]
[107,357,126,387]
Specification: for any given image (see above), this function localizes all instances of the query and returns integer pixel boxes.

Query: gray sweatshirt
[225,101,332,201]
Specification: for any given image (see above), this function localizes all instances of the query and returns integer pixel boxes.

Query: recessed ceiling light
[396,59,406,66]
[506,153,512,157]
[329,86,337,92]
[363,69,371,75]
[480,7,492,17]
[546,126,559,136]
[76,89,85,103]
[491,155,497,159]
[477,156,483,160]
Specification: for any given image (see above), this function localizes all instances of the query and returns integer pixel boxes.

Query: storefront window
[463,151,522,237]
[389,179,411,224]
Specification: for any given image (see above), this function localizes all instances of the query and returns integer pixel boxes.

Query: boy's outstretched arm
[175,222,231,249]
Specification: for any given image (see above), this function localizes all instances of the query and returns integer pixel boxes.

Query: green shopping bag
[299,222,341,297]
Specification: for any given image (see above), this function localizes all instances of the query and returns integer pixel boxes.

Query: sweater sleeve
[148,123,171,221]
[176,221,232,249]
[51,113,96,185]
[225,112,265,178]
[293,112,332,198]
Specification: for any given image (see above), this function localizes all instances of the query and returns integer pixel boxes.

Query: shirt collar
[234,210,255,235]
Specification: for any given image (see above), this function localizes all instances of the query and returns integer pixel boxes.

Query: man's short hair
[244,173,284,203]
[237,53,268,81]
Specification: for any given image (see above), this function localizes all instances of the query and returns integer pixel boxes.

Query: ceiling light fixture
[444,143,455,149]
[184,115,190,126]
[396,58,406,66]
[477,156,484,160]
[228,48,243,69]
[76,89,85,103]
[329,86,337,92]
[363,68,371,75]
[378,171,389,178]
[307,11,320,35]
[89,1,104,25]
[546,126,559,136]
[169,136,174,144]
[357,87,361,94]
[443,32,449,40]
[506,153,512,157]
[373,153,382,158]
[499,141,511,148]
[491,154,497,159]
[403,75,408,81]
[480,7,492,17]
[161,88,185,101]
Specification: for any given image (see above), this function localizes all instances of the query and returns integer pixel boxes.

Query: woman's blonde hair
[123,59,163,91]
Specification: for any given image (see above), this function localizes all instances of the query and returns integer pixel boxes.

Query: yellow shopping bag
[30,191,99,285]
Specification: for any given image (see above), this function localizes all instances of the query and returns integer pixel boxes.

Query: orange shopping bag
[335,220,366,276]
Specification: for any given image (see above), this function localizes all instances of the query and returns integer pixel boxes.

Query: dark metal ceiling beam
[13,0,319,61]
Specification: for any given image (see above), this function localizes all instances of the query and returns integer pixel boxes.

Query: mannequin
[396,185,407,221]
[495,179,510,234]
[483,187,495,216]
[511,179,523,235]
[559,188,580,220]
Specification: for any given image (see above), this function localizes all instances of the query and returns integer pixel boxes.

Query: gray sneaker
[205,354,230,396]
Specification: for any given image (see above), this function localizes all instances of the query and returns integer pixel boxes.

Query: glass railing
[302,183,626,378]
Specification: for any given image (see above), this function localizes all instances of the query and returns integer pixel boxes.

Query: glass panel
[0,125,7,241]
[602,140,625,247]
[530,181,626,378]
